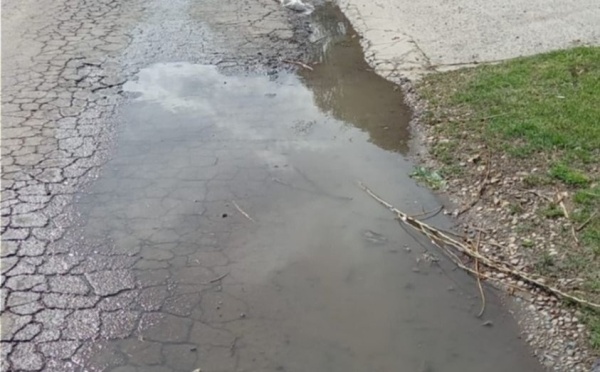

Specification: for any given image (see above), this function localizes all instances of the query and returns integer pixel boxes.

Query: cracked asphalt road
[2,0,545,371]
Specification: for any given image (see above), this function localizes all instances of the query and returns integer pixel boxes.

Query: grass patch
[549,163,590,186]
[418,46,600,350]
[585,310,600,349]
[508,203,524,215]
[521,239,534,249]
[574,186,600,206]
[421,46,600,168]
[523,174,552,188]
[410,166,446,190]
[540,203,565,219]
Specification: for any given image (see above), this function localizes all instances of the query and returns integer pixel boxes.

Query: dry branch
[474,231,486,318]
[358,182,600,311]
[458,157,490,215]
[282,59,313,71]
[410,205,444,219]
[576,212,597,232]
[202,272,229,285]
[232,200,255,223]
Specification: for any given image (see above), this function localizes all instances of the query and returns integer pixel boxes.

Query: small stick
[474,231,486,318]
[202,272,229,285]
[571,225,579,245]
[576,212,597,231]
[559,200,570,219]
[282,59,314,71]
[272,177,352,201]
[557,197,577,243]
[232,200,255,222]
[409,205,444,219]
[458,150,491,216]
[358,181,600,311]
[524,190,552,202]
[230,336,239,357]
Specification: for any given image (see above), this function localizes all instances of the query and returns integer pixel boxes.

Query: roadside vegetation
[417,47,600,349]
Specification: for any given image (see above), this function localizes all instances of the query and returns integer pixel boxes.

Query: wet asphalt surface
[1,0,544,371]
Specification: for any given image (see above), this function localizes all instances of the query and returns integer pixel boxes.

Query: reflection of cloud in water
[124,63,325,142]
[123,63,353,166]
[123,14,412,159]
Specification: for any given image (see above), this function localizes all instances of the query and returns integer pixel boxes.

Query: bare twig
[458,150,491,216]
[232,200,255,222]
[576,212,597,232]
[559,200,570,219]
[571,225,580,245]
[202,272,229,285]
[272,177,352,201]
[524,190,553,202]
[230,336,239,357]
[474,231,486,318]
[409,205,444,219]
[556,195,578,244]
[282,59,313,71]
[358,181,600,311]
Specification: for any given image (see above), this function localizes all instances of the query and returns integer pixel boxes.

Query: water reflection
[301,4,412,153]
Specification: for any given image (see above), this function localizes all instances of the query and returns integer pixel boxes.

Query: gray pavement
[2,0,547,371]
[338,0,600,80]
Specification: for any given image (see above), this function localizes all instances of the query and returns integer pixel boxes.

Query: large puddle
[73,4,541,372]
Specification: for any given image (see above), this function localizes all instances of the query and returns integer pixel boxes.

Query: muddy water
[74,4,542,372]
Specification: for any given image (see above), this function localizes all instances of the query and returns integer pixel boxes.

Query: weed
[535,252,556,275]
[409,166,446,190]
[574,186,600,206]
[523,174,552,188]
[521,239,534,248]
[549,164,590,186]
[514,222,535,234]
[509,203,524,215]
[540,203,564,219]
[584,310,600,349]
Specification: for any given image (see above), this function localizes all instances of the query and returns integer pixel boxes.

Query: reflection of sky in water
[124,63,354,152]
[299,6,412,154]
[124,64,314,118]
[125,4,411,154]
[124,56,411,157]
[124,62,361,170]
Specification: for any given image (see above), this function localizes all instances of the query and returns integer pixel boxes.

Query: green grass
[540,203,565,219]
[521,239,534,249]
[418,46,600,350]
[585,310,600,349]
[508,203,526,216]
[422,47,600,168]
[549,163,590,186]
[410,166,446,190]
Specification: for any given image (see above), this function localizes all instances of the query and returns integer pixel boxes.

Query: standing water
[72,3,542,371]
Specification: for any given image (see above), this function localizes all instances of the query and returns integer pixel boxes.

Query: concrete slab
[337,0,600,79]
